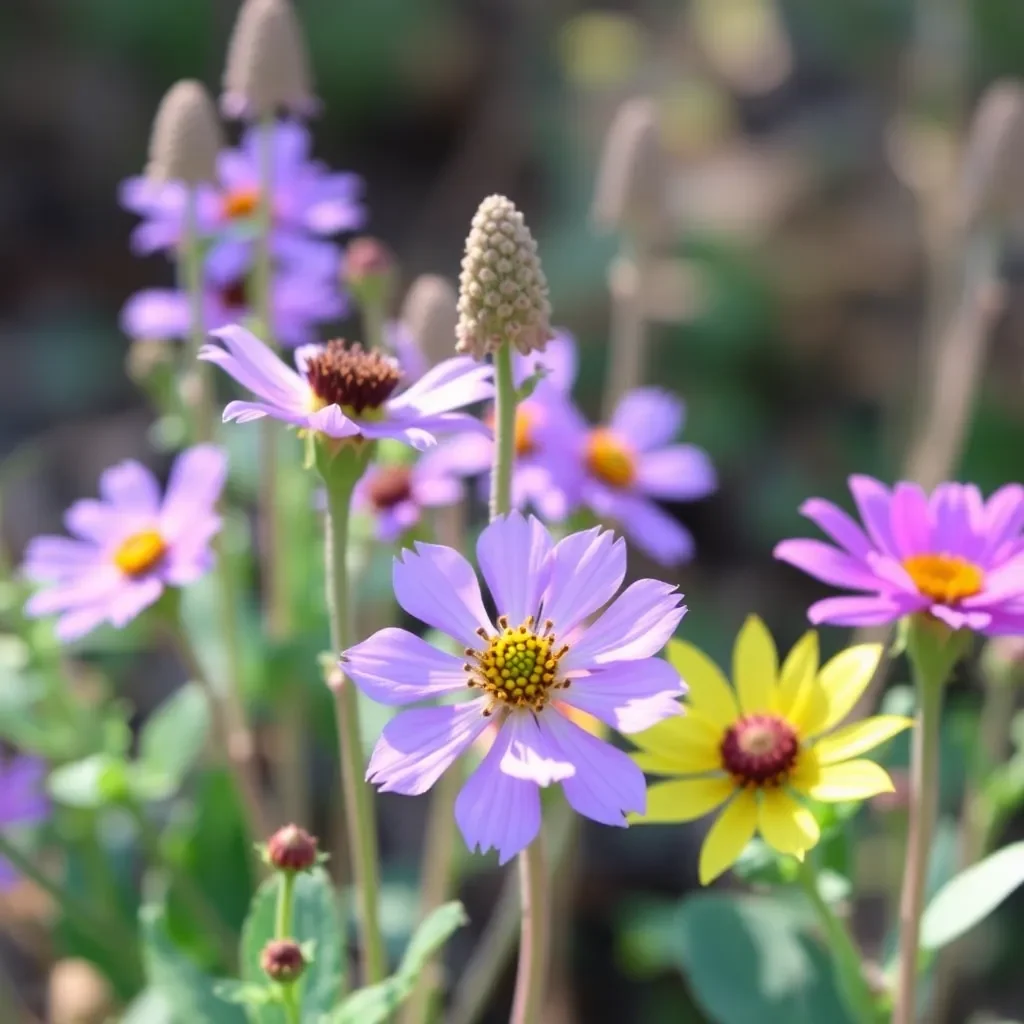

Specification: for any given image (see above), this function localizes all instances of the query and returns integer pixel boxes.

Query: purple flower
[0,756,49,890]
[21,446,227,642]
[353,449,464,543]
[200,325,493,450]
[774,477,1024,633]
[341,512,686,863]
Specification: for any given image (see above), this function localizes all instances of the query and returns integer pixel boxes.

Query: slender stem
[254,114,275,347]
[490,342,516,520]
[282,985,301,1024]
[276,871,296,940]
[510,836,549,1024]
[893,647,947,1024]
[323,466,386,985]
[798,861,878,1024]
[602,250,647,416]
[363,297,386,353]
[180,186,211,441]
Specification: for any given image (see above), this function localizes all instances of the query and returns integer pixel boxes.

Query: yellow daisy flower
[629,615,912,885]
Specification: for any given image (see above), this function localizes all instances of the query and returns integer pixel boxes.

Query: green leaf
[139,682,211,791]
[140,903,245,1024]
[48,753,130,808]
[922,841,1024,950]
[121,988,175,1024]
[240,869,344,1023]
[327,901,467,1024]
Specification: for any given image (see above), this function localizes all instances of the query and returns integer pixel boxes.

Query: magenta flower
[774,477,1024,633]
[0,756,49,890]
[341,512,686,862]
[200,325,493,450]
[21,446,227,642]
[353,449,464,543]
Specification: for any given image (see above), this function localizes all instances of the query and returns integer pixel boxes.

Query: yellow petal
[699,788,758,884]
[632,776,735,824]
[667,639,740,729]
[776,630,820,730]
[631,742,721,777]
[732,615,778,715]
[812,715,913,766]
[757,788,821,855]
[797,759,895,802]
[816,644,884,734]
[631,712,724,770]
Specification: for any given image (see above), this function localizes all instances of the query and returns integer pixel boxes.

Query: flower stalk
[489,341,516,521]
[180,186,211,441]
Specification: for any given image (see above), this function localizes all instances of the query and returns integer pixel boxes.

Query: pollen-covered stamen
[902,553,984,604]
[114,529,167,577]
[463,615,569,713]
[304,341,402,415]
[366,465,413,511]
[585,427,636,488]
[222,185,261,220]
[720,714,799,787]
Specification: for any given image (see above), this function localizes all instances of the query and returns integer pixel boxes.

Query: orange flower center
[484,406,537,457]
[585,428,636,488]
[902,553,983,604]
[720,714,798,786]
[222,186,261,220]
[114,529,167,577]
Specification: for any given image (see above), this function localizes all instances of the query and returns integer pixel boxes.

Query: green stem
[282,984,301,1024]
[798,860,877,1024]
[254,114,275,347]
[489,342,516,520]
[363,296,386,353]
[322,458,386,986]
[509,835,548,1024]
[276,871,296,940]
[180,185,211,441]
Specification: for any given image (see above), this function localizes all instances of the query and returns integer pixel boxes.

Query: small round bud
[261,939,306,983]
[961,80,1024,228]
[343,237,396,315]
[456,195,552,360]
[222,0,316,120]
[266,824,318,872]
[400,275,458,367]
[146,80,223,185]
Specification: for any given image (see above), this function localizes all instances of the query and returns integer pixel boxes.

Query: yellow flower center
[585,428,636,488]
[222,186,261,220]
[515,407,537,457]
[464,616,570,714]
[902,553,983,604]
[720,714,799,787]
[113,529,167,577]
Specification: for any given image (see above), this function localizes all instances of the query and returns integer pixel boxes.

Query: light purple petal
[160,445,227,539]
[221,400,310,427]
[889,482,931,557]
[798,497,875,560]
[497,711,576,786]
[540,526,626,637]
[603,490,695,566]
[774,539,884,592]
[635,445,717,501]
[455,726,542,864]
[367,699,490,795]
[963,553,1024,605]
[610,389,683,452]
[342,627,471,705]
[423,435,492,478]
[512,329,577,393]
[307,405,362,438]
[64,501,125,546]
[848,475,898,557]
[99,461,161,517]
[202,325,307,409]
[107,576,165,627]
[25,567,122,617]
[808,593,924,626]
[539,710,647,825]
[557,657,684,733]
[393,543,493,647]
[54,605,111,643]
[159,519,219,586]
[476,513,553,625]
[566,580,685,668]
[22,536,101,581]
[120,289,190,341]
[0,758,49,825]
[389,363,494,419]
[387,322,429,384]
[982,484,1024,562]
[930,604,992,632]
[930,484,985,559]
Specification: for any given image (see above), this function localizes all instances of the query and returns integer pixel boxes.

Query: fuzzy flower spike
[341,512,687,863]
[630,618,911,883]
[200,325,493,450]
[22,446,227,641]
[775,477,1024,633]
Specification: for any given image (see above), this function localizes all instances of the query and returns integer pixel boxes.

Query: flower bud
[146,80,223,185]
[222,0,316,120]
[343,236,396,315]
[400,274,458,367]
[960,79,1024,228]
[982,636,1024,687]
[266,824,318,872]
[456,195,552,359]
[261,939,306,983]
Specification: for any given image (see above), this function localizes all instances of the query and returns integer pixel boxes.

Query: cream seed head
[222,0,315,120]
[960,79,1024,228]
[145,80,223,185]
[456,195,553,359]
[401,274,458,367]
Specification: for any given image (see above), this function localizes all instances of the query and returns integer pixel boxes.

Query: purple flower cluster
[120,121,364,346]
[0,757,48,890]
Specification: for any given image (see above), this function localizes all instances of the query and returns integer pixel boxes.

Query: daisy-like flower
[353,448,464,543]
[341,512,687,863]
[558,388,717,565]
[629,617,911,884]
[0,756,49,890]
[774,477,1024,633]
[21,446,227,642]
[199,325,493,450]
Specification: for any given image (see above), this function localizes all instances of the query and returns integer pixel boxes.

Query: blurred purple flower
[341,512,686,863]
[0,756,49,890]
[200,326,493,450]
[21,446,227,642]
[775,477,1024,633]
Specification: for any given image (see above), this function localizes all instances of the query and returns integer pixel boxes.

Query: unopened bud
[266,824,318,872]
[261,939,306,983]
[222,0,315,120]
[591,97,670,240]
[456,195,552,360]
[126,339,175,385]
[146,80,223,185]
[961,80,1024,228]
[400,275,458,367]
[344,236,396,315]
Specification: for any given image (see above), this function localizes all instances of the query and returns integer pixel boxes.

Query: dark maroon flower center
[304,341,401,415]
[720,714,799,786]
[366,465,413,510]
[219,277,249,312]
